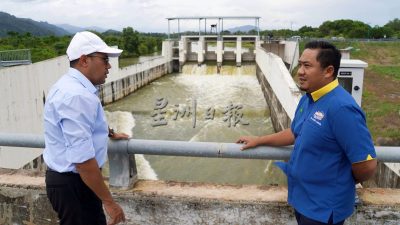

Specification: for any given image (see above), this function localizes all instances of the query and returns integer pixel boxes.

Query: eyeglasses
[87,54,109,64]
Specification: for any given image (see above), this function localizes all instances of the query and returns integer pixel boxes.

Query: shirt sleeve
[331,104,376,163]
[56,94,98,164]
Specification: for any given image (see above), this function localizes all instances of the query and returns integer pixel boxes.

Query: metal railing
[0,49,32,67]
[0,133,399,188]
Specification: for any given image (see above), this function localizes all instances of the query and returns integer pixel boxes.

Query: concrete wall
[162,40,174,60]
[0,56,69,134]
[375,162,400,188]
[282,40,299,69]
[261,40,299,69]
[0,56,69,169]
[261,41,285,60]
[100,57,172,105]
[1,175,400,225]
[255,46,302,131]
[0,53,172,169]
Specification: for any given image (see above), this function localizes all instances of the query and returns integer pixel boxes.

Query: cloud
[0,0,399,32]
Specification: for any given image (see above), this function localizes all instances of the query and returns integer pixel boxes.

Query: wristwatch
[108,128,115,137]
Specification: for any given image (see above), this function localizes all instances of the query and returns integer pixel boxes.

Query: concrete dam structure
[1,17,400,224]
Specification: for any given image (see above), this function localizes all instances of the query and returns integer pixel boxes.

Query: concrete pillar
[255,36,261,48]
[216,39,223,72]
[255,37,261,58]
[179,37,188,72]
[236,37,242,67]
[198,36,205,65]
[162,40,174,60]
[108,141,138,189]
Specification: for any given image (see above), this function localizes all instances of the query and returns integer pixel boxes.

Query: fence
[0,49,31,67]
[0,133,399,189]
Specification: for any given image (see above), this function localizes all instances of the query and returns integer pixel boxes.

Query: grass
[369,65,400,80]
[343,42,400,143]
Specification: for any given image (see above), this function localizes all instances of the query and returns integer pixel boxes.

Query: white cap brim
[98,46,123,58]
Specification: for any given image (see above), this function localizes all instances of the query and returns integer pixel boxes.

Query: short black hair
[304,41,341,78]
[69,59,79,68]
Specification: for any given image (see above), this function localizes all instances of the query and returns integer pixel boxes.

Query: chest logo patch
[313,111,324,121]
[310,111,325,126]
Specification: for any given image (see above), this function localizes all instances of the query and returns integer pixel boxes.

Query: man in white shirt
[44,31,129,225]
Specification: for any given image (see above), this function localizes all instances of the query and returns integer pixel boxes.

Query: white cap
[66,31,123,61]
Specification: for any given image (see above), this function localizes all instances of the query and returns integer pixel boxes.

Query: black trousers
[295,210,345,225]
[45,170,106,225]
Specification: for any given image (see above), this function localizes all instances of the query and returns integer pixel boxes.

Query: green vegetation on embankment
[0,27,165,67]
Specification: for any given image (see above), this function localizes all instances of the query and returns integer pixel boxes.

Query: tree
[384,18,400,32]
[248,29,258,35]
[298,26,319,38]
[138,42,148,55]
[319,19,370,38]
[6,31,19,37]
[348,26,368,38]
[298,26,314,34]
[104,35,120,47]
[384,18,400,38]
[370,26,394,39]
[53,42,67,55]
[221,30,231,35]
[121,27,139,56]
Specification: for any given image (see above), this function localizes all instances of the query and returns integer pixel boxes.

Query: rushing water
[104,63,287,185]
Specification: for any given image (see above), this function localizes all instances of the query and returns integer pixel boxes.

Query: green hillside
[0,11,69,37]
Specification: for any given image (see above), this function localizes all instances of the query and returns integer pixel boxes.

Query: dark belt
[47,167,78,175]
[47,167,102,174]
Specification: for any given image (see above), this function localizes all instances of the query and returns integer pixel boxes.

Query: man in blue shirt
[43,31,129,225]
[237,41,376,225]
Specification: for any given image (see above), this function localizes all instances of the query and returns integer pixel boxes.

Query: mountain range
[0,11,110,37]
[0,11,258,37]
[56,24,108,34]
[228,25,257,33]
[0,11,69,37]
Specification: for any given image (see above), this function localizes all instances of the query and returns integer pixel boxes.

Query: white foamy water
[181,63,256,76]
[104,65,286,185]
[105,111,158,180]
[175,74,264,110]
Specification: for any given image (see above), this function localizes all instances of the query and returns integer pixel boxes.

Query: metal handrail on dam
[0,133,399,188]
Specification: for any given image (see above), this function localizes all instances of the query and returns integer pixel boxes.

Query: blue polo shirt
[276,79,376,223]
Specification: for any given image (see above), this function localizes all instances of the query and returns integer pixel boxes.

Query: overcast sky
[1,0,399,32]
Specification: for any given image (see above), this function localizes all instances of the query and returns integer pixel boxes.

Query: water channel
[104,62,287,186]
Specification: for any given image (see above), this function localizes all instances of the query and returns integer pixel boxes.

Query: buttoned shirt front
[43,68,108,173]
[276,79,376,223]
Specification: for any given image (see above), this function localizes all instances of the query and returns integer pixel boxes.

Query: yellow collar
[310,79,339,102]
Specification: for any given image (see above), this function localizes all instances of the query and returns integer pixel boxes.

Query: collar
[68,68,98,94]
[310,79,339,102]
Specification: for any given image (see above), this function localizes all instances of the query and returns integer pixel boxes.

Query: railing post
[108,140,138,189]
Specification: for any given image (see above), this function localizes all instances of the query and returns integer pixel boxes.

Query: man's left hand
[110,132,130,140]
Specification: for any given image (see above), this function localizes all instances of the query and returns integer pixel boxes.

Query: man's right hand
[236,136,259,150]
[76,158,126,224]
[103,200,126,225]
[237,129,295,150]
